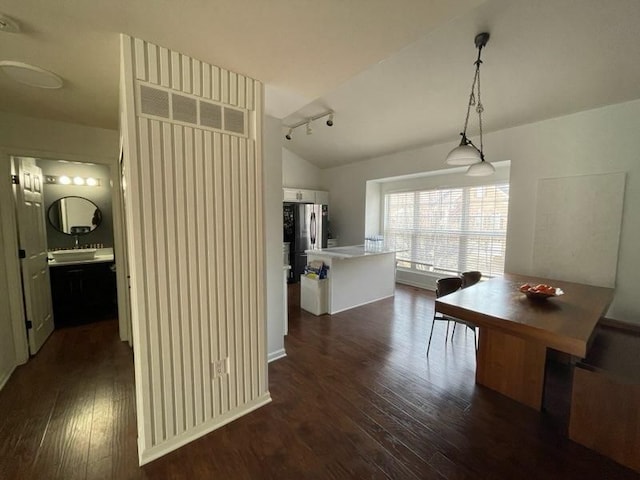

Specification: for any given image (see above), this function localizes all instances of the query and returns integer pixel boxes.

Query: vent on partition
[172,94,197,124]
[224,107,245,134]
[200,101,222,129]
[140,85,170,118]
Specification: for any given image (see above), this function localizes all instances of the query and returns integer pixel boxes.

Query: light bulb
[73,176,85,185]
[59,175,71,185]
[86,177,98,186]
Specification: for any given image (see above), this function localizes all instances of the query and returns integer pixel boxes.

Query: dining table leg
[475,327,548,410]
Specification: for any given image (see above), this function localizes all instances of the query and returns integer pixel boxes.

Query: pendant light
[445,32,494,176]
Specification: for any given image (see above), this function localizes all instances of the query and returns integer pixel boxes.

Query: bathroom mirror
[47,196,102,235]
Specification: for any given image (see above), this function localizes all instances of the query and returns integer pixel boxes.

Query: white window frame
[384,182,510,278]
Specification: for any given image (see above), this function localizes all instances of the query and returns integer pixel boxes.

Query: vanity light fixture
[445,32,495,176]
[284,110,334,140]
[45,175,101,187]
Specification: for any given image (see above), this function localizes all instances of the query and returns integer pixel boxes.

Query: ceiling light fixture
[445,32,495,176]
[0,14,20,33]
[0,61,64,89]
[284,110,334,140]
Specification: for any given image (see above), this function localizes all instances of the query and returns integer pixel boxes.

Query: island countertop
[304,245,399,259]
[304,246,398,315]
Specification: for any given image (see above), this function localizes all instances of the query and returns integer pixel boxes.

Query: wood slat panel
[173,124,195,431]
[134,37,147,81]
[124,36,266,462]
[146,43,159,84]
[229,72,237,106]
[221,68,229,105]
[171,51,182,91]
[213,131,229,415]
[138,119,163,444]
[192,59,201,97]
[204,130,219,419]
[159,47,171,88]
[165,124,184,435]
[212,66,221,102]
[221,133,236,411]
[202,64,211,100]
[181,55,192,94]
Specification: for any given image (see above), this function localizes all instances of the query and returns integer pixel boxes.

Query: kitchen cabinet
[314,190,329,204]
[283,188,328,204]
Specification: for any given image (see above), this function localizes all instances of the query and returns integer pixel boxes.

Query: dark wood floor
[1,285,637,479]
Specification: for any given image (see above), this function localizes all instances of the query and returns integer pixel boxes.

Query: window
[384,183,509,277]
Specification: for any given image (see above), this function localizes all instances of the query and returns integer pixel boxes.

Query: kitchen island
[305,245,397,314]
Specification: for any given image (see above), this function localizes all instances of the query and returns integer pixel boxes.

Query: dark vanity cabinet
[49,262,117,327]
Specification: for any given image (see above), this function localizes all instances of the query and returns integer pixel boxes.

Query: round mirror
[47,196,102,235]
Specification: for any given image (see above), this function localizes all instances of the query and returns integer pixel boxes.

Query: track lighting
[284,110,334,140]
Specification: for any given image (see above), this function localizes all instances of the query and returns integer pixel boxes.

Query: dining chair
[451,271,482,346]
[460,270,482,288]
[427,277,463,356]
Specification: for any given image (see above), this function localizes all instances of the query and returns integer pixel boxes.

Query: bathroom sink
[50,248,97,263]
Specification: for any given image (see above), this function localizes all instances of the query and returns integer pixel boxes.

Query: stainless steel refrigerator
[283,203,328,282]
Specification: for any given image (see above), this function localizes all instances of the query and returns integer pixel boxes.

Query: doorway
[1,152,131,366]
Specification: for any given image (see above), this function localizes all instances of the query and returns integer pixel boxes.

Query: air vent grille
[200,102,222,129]
[137,83,248,137]
[172,94,197,124]
[140,85,170,118]
[224,108,245,134]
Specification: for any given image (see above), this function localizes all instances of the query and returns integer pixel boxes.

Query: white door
[12,157,54,355]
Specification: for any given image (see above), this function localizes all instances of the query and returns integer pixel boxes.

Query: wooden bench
[569,322,640,473]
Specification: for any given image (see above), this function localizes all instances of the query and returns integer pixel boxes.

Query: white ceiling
[2,0,640,169]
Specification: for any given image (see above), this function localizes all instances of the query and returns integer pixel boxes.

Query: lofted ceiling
[2,0,640,169]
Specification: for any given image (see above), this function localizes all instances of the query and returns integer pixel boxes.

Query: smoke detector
[0,14,20,33]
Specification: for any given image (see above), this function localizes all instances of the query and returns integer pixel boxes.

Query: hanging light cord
[460,44,485,158]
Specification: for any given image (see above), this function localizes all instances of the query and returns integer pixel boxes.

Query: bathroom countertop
[48,248,115,267]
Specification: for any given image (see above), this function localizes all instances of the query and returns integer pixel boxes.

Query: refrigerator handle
[310,211,316,246]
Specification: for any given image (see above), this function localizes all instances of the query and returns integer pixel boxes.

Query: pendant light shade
[446,143,482,166]
[445,32,494,176]
[466,159,495,176]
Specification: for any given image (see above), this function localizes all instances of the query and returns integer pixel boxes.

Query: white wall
[0,178,17,390]
[282,147,322,189]
[322,100,640,324]
[264,115,286,361]
[0,111,119,161]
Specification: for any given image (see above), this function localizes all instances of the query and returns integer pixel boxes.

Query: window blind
[384,183,509,277]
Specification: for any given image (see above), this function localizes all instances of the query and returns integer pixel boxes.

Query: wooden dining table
[435,273,614,410]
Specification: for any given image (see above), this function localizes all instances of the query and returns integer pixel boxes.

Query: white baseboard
[396,270,442,291]
[139,392,272,466]
[268,349,287,363]
[0,364,17,392]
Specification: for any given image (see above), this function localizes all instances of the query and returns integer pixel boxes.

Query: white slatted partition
[120,35,269,465]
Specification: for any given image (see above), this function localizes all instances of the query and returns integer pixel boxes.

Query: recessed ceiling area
[1,0,640,169]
